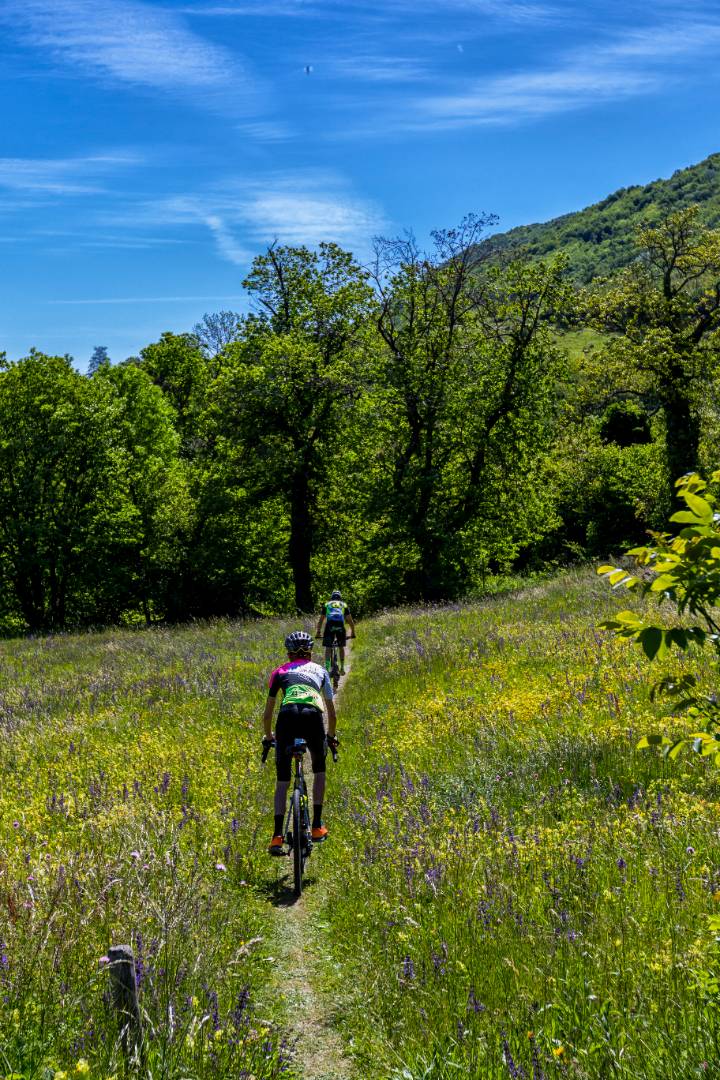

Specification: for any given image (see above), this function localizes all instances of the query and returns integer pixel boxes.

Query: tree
[0,352,126,630]
[371,217,568,599]
[88,345,110,374]
[91,363,190,624]
[212,242,373,611]
[192,310,243,359]
[138,332,210,445]
[587,207,720,499]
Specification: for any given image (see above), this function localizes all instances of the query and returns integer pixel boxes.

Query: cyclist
[315,590,355,676]
[262,630,338,855]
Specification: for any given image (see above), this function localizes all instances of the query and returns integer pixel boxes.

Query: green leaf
[639,626,663,661]
[684,493,714,522]
[636,733,671,749]
[670,511,706,525]
[650,574,676,593]
[665,738,686,760]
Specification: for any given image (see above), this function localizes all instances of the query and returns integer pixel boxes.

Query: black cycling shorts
[275,704,327,781]
[322,623,346,648]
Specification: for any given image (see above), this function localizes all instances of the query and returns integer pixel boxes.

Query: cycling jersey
[324,600,348,626]
[268,659,333,712]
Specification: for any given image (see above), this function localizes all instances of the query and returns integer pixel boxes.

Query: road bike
[262,736,338,897]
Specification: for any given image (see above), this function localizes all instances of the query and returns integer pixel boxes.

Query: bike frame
[284,739,312,895]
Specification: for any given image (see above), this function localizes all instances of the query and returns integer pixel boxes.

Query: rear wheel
[331,644,340,690]
[292,788,303,897]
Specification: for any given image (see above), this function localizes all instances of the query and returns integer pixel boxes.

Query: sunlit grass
[0,619,301,1079]
[321,571,720,1078]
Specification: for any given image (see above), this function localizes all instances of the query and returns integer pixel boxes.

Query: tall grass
[321,571,720,1078]
[0,619,300,1078]
[5,571,720,1078]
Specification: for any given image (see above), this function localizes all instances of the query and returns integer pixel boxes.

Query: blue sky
[2,0,720,368]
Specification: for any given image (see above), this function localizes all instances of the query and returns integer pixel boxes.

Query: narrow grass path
[264,647,356,1080]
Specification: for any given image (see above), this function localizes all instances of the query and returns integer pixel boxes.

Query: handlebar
[260,738,338,763]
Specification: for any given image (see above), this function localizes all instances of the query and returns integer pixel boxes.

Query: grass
[320,571,720,1078]
[0,618,301,1078]
[3,570,720,1078]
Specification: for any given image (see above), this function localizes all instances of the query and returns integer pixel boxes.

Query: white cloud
[181,0,553,18]
[0,153,140,195]
[0,0,256,105]
[409,19,720,128]
[115,173,387,264]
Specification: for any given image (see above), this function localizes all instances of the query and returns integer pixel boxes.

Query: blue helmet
[331,590,342,600]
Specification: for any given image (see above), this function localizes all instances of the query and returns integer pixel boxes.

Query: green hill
[482,152,720,281]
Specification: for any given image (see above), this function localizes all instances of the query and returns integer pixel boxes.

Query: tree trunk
[289,473,314,612]
[663,389,700,496]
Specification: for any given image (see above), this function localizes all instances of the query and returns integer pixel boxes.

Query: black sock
[274,814,284,837]
[312,804,323,829]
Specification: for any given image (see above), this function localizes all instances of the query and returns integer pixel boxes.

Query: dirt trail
[268,645,355,1080]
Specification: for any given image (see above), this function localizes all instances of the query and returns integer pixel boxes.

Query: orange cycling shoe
[268,835,285,855]
[311,825,328,842]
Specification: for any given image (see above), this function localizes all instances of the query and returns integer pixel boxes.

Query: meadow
[2,571,720,1078]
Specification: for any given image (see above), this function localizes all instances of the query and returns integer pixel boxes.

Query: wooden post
[107,944,144,1063]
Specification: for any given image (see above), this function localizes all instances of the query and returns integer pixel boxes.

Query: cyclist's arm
[262,694,277,738]
[325,698,337,738]
[315,611,325,637]
[346,612,356,636]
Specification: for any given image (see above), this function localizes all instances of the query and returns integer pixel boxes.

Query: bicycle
[329,635,341,691]
[262,735,338,898]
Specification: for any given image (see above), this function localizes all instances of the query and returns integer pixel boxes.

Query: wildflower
[687,846,696,856]
[215,862,227,872]
[553,1046,565,1058]
[401,955,415,981]
[75,1060,90,1075]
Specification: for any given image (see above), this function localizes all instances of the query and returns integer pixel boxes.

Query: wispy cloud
[181,0,554,19]
[111,172,387,264]
[0,153,140,195]
[407,19,720,129]
[1,0,256,107]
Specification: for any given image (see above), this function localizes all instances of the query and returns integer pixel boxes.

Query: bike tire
[292,788,303,898]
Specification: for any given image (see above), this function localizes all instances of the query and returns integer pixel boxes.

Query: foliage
[585,208,720,493]
[370,218,569,600]
[479,152,720,283]
[598,470,720,761]
[212,242,374,611]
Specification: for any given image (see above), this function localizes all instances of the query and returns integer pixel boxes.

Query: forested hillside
[481,152,720,281]
[1,162,720,632]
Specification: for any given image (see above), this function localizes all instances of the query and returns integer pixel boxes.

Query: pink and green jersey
[268,659,333,712]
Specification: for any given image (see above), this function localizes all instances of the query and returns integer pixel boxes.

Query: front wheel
[292,788,303,897]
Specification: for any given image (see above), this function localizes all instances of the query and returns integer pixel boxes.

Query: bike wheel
[292,788,303,897]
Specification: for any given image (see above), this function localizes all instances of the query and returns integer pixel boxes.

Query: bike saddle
[291,738,308,754]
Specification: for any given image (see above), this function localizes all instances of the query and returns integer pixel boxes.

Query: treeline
[1,207,719,632]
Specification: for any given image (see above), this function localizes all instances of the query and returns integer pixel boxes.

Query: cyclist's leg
[270,709,293,851]
[302,706,328,837]
[338,628,347,673]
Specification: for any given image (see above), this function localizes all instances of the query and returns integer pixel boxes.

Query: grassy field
[2,571,720,1078]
